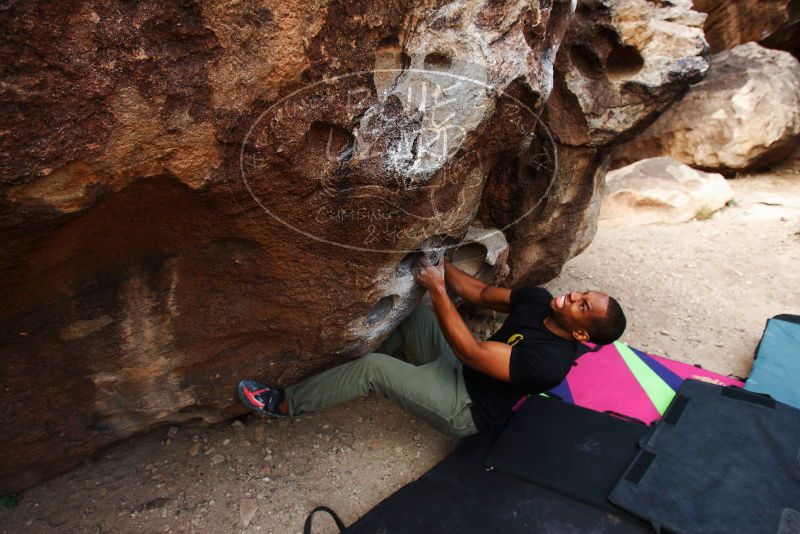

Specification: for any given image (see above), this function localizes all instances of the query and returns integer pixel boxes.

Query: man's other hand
[412,256,445,291]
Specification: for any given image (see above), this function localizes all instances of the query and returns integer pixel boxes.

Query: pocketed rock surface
[1,155,798,533]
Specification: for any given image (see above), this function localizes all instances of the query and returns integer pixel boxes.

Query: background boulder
[612,43,800,173]
[599,157,734,226]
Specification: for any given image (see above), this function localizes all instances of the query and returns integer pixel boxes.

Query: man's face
[550,290,610,340]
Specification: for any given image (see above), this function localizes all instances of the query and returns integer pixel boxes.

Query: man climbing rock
[238,258,626,435]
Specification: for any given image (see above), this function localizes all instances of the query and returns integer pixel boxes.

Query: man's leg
[285,351,477,437]
[378,305,454,366]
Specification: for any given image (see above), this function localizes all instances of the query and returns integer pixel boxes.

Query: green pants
[285,305,478,437]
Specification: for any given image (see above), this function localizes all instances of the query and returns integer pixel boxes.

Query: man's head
[549,290,626,344]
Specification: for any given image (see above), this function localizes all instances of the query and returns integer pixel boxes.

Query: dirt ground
[2,155,799,534]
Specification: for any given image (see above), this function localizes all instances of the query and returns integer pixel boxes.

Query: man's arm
[414,260,512,382]
[444,260,511,313]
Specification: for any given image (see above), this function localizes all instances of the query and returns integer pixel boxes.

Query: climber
[237,257,626,435]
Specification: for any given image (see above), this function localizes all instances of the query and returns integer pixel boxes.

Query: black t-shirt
[463,286,580,433]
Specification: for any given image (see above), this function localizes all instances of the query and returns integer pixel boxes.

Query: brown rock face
[0,0,574,493]
[692,0,800,58]
[0,0,708,492]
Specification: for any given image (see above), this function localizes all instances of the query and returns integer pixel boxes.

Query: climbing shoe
[237,380,287,417]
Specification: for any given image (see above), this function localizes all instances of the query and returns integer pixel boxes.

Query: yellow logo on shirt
[507,333,524,346]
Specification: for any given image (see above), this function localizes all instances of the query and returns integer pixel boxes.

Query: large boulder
[599,157,734,226]
[612,43,800,173]
[0,0,711,492]
[0,0,581,493]
[477,0,709,284]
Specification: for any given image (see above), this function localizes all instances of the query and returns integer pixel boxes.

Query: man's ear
[572,329,590,342]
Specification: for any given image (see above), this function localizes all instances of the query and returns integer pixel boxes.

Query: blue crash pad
[744,314,800,409]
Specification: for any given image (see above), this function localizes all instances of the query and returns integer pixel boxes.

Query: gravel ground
[2,155,798,534]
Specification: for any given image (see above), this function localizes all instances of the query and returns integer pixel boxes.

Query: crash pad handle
[304,506,346,534]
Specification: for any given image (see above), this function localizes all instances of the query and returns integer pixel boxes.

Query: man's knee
[358,352,393,375]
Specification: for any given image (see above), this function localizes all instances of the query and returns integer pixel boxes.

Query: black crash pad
[610,380,800,534]
[483,393,648,517]
[347,430,649,533]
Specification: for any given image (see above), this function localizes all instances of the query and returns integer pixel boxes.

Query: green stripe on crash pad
[616,341,676,415]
